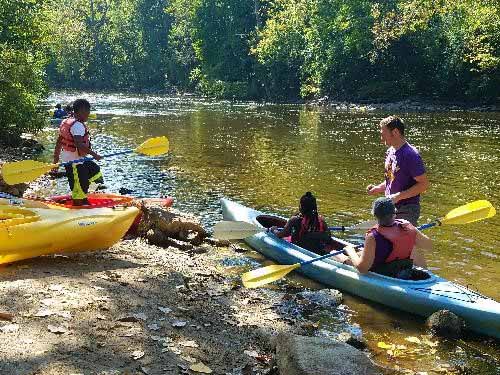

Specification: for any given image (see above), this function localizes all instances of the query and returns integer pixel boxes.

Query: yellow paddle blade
[242,263,300,288]
[1,160,58,185]
[441,200,496,225]
[135,136,169,156]
[213,221,264,240]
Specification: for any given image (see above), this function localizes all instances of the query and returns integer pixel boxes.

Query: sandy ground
[0,237,310,375]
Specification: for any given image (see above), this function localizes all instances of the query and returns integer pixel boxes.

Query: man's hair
[72,99,91,113]
[380,115,405,136]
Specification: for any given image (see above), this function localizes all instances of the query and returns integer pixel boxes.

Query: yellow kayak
[0,205,139,265]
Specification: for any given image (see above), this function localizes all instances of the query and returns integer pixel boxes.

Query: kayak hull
[0,205,139,265]
[221,198,500,339]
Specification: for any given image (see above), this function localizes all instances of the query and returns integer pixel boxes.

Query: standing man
[366,116,429,225]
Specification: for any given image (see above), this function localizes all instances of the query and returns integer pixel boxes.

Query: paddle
[1,136,169,185]
[241,200,496,288]
[213,219,377,240]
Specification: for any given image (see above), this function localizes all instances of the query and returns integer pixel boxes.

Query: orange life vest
[59,118,90,152]
[370,219,417,263]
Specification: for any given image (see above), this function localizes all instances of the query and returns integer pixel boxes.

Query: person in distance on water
[269,192,332,255]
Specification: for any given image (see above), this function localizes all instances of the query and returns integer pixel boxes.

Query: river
[39,92,499,373]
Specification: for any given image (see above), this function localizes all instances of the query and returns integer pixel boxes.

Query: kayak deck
[221,198,500,339]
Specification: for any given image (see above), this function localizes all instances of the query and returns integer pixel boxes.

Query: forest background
[1,0,499,142]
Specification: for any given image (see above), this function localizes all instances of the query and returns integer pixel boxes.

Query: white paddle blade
[347,219,377,231]
[213,221,265,240]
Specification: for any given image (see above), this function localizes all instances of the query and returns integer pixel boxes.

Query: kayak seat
[0,206,40,227]
[256,215,287,229]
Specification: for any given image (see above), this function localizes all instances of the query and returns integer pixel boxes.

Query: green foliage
[2,0,499,117]
[0,0,47,144]
[46,0,172,90]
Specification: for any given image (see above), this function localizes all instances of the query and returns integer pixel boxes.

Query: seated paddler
[269,192,332,254]
[334,197,432,278]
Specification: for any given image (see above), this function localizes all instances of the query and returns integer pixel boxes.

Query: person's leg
[395,204,420,226]
[71,163,91,206]
[410,248,427,268]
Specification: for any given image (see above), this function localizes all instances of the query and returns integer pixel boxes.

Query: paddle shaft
[297,221,434,267]
[60,149,133,167]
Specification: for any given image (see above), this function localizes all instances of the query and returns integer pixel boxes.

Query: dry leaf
[132,350,145,360]
[190,362,212,374]
[0,312,14,321]
[171,320,187,328]
[0,323,19,333]
[34,309,54,317]
[244,350,259,358]
[179,340,199,348]
[377,342,393,349]
[181,355,197,363]
[47,325,67,334]
[148,323,160,331]
[405,336,421,344]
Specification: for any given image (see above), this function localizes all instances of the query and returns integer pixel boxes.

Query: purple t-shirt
[384,142,426,207]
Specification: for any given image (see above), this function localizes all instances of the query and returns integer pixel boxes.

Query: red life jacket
[371,219,417,263]
[296,215,326,241]
[59,118,90,152]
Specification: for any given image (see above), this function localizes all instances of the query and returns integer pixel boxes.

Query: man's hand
[388,192,401,203]
[92,153,102,161]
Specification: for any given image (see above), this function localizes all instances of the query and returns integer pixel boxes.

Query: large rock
[426,310,465,339]
[275,333,381,375]
[138,206,207,247]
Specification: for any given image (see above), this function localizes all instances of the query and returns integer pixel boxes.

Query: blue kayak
[221,198,500,339]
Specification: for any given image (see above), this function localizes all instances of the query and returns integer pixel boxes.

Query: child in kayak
[52,99,104,206]
[269,192,332,254]
[335,197,432,278]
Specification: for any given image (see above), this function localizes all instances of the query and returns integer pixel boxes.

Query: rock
[426,310,465,338]
[138,206,207,248]
[146,229,194,250]
[336,331,367,350]
[190,245,212,254]
[275,333,381,375]
[296,289,343,308]
[204,237,231,247]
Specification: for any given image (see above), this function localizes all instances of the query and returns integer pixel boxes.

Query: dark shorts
[396,203,420,226]
[64,160,104,200]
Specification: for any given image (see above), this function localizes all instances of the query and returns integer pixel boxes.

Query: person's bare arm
[415,229,432,250]
[74,136,102,160]
[367,181,386,195]
[390,174,429,203]
[345,234,376,273]
[53,135,63,164]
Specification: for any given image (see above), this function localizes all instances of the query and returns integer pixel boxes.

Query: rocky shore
[305,97,500,113]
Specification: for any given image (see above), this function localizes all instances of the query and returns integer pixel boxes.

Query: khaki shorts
[396,204,420,226]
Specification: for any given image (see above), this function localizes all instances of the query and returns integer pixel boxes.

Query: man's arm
[53,135,63,164]
[367,181,386,195]
[389,173,429,203]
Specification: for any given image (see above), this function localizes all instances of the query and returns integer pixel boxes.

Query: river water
[40,92,499,373]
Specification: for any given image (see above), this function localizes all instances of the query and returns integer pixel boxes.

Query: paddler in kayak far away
[333,197,432,278]
[52,103,67,119]
[268,192,333,255]
[366,115,429,226]
[52,99,104,206]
